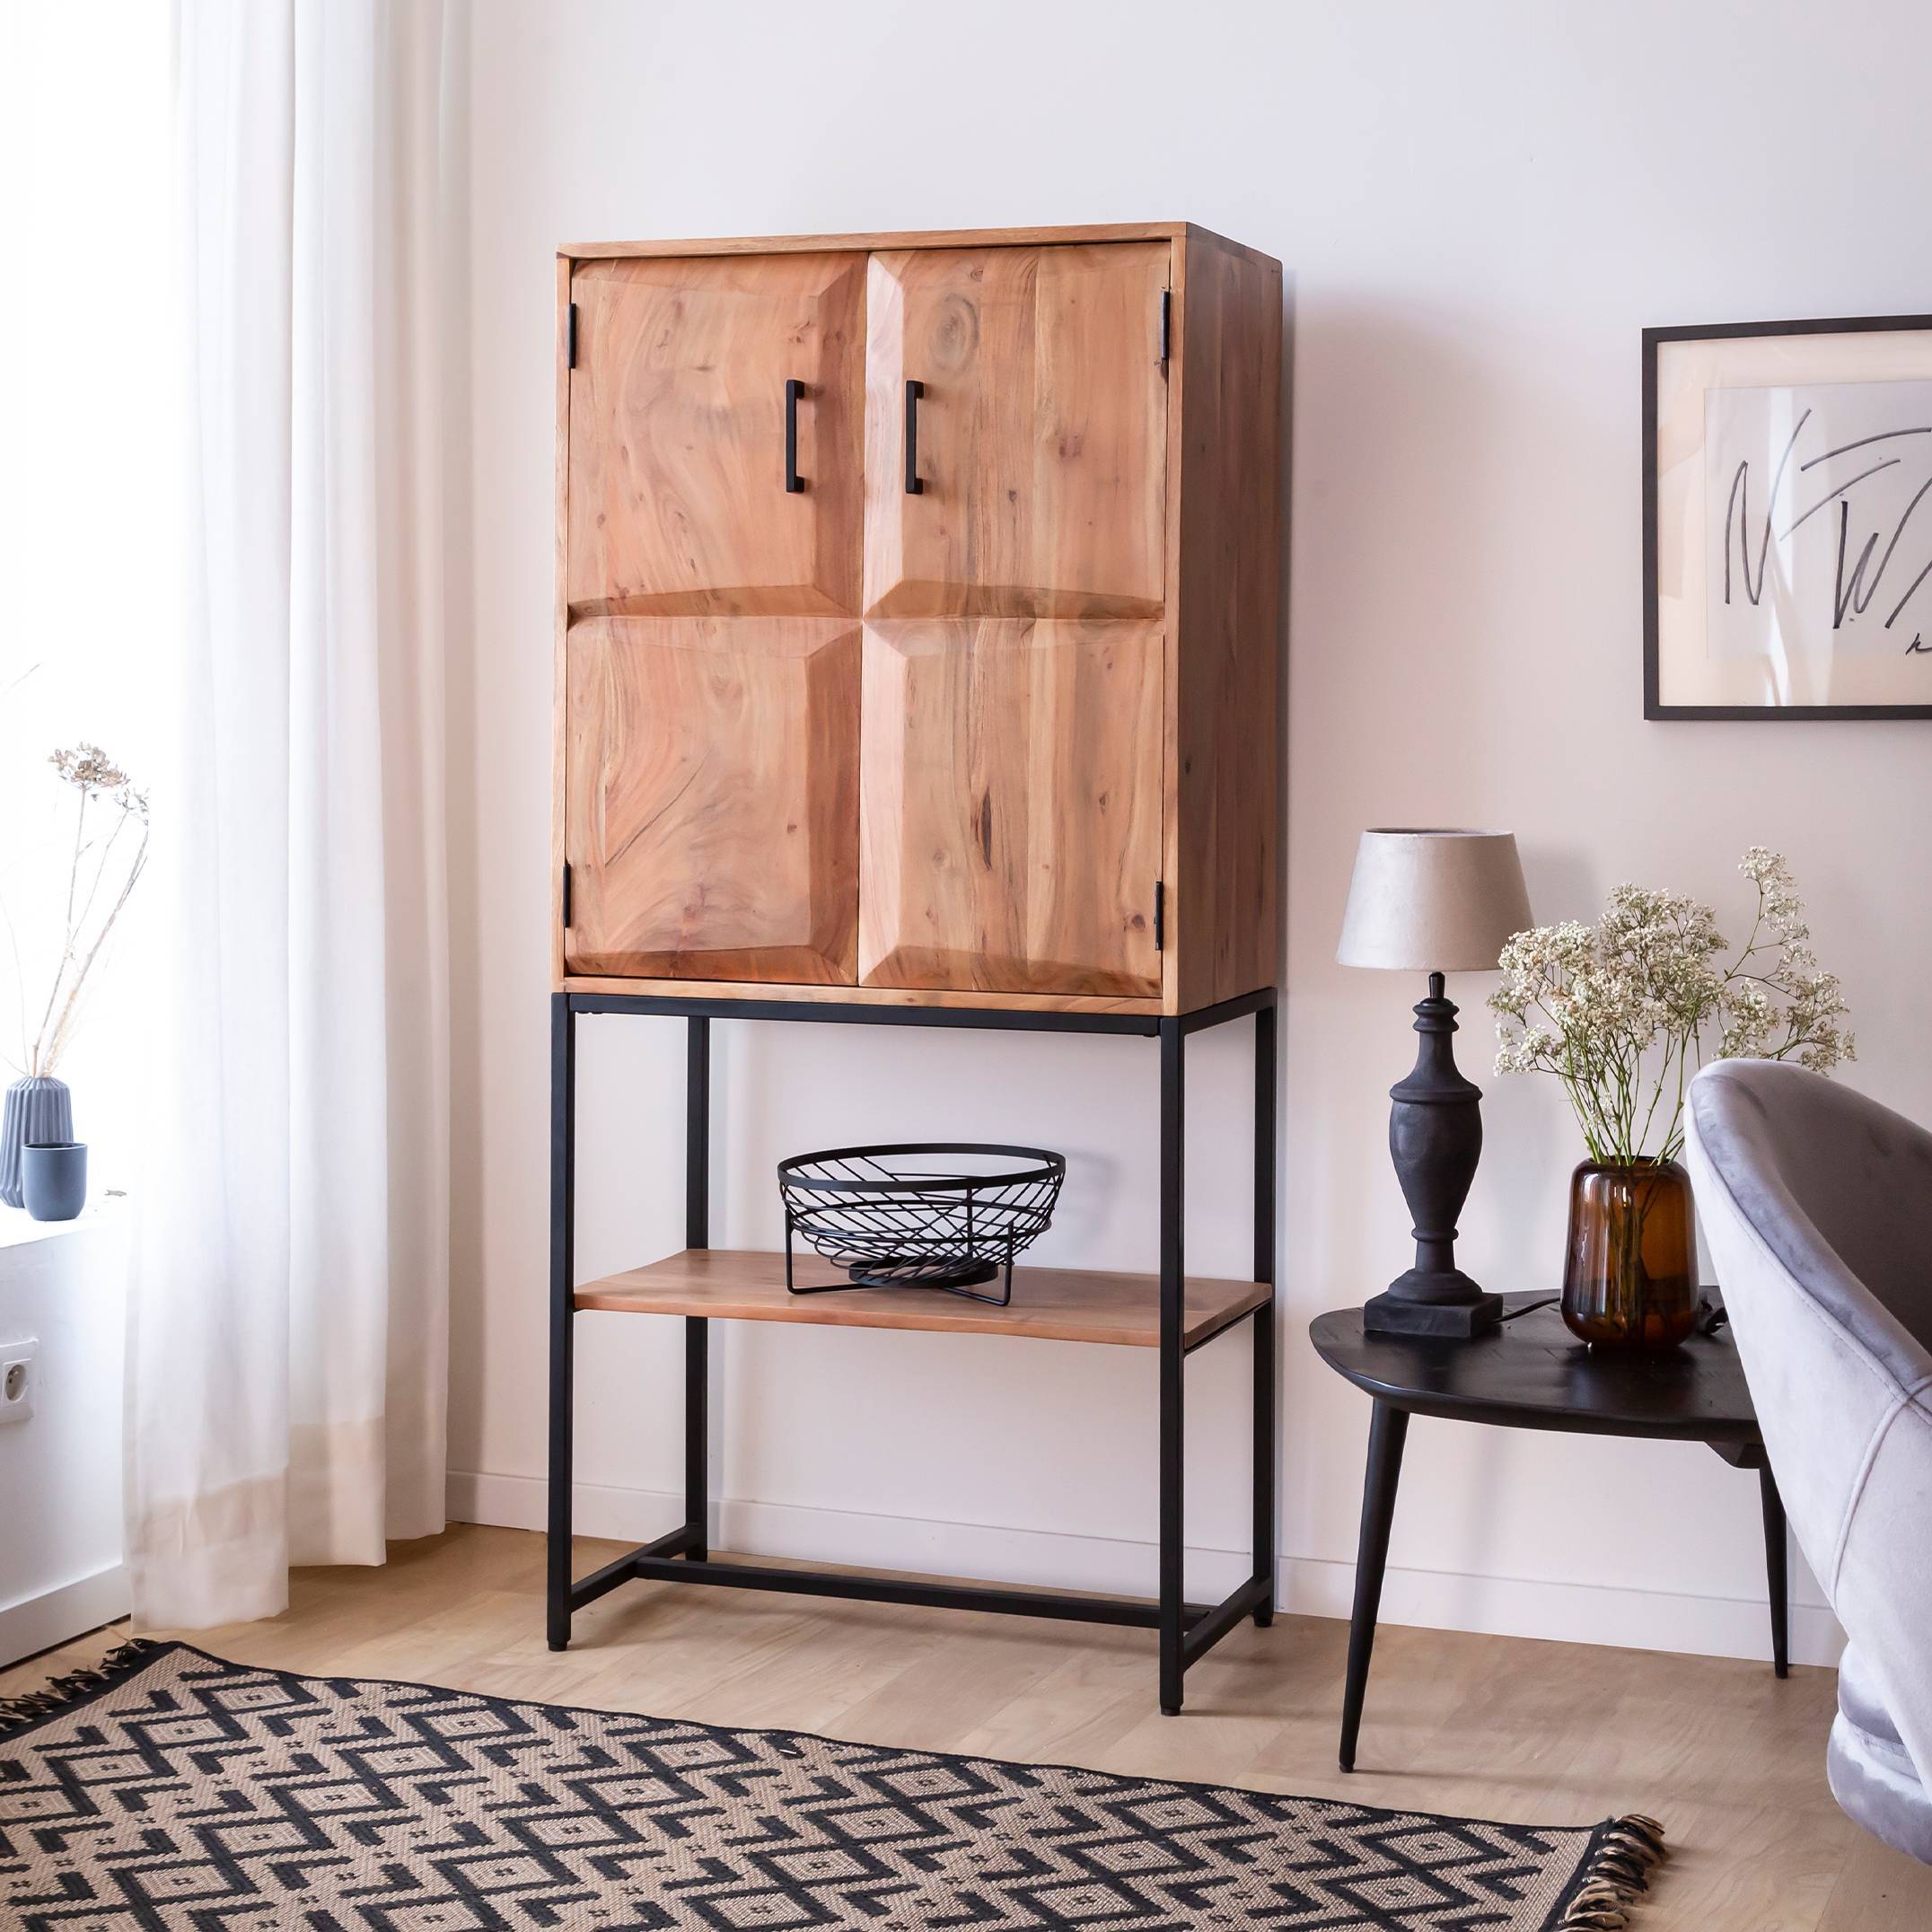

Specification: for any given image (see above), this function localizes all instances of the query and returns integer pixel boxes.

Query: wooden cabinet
[556,224,1281,1014]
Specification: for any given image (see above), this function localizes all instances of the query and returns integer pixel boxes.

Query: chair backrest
[1691,1061,1932,1367]
[1686,1059,1932,1791]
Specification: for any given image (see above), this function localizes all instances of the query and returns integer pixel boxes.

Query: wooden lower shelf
[574,1249,1269,1349]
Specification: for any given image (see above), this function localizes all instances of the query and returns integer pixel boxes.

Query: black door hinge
[1157,289,1172,365]
[561,862,573,929]
[566,302,579,369]
[1153,880,1165,951]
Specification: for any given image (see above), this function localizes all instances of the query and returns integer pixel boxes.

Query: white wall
[0,4,168,1668]
[448,0,1932,1666]
[0,1214,129,1664]
[0,0,172,1193]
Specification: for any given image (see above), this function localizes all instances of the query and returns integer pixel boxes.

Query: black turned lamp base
[1363,1285,1504,1337]
[1368,971,1500,1339]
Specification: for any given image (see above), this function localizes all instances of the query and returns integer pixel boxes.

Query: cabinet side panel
[1171,237,1283,1011]
[554,256,573,988]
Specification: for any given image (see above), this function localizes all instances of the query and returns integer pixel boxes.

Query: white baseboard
[450,1469,1255,1604]
[0,1563,129,1671]
[1276,1553,1843,1669]
[447,1471,1844,1670]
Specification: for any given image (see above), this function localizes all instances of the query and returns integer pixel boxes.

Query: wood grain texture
[863,245,1170,619]
[558,975,1161,1014]
[1165,232,1283,1013]
[561,222,1281,270]
[554,256,574,986]
[567,223,1179,259]
[572,1247,1267,1348]
[19,1527,1928,1932]
[564,617,859,982]
[858,619,1164,997]
[566,253,865,619]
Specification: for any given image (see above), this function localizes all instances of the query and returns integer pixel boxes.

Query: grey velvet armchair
[1686,1059,1932,1866]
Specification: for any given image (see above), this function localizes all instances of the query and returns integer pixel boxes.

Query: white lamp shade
[1336,829,1532,973]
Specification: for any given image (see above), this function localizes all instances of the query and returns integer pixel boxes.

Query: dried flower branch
[11,744,151,1079]
[1489,849,1852,1164]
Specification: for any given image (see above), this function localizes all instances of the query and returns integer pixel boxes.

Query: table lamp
[1338,830,1532,1337]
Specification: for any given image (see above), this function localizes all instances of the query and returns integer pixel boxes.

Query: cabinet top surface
[575,1249,1270,1349]
[560,222,1281,270]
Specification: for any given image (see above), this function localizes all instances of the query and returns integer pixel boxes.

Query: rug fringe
[1552,1813,1669,1930]
[0,1638,165,1739]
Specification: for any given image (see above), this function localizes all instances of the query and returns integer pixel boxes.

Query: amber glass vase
[1560,1158,1698,1349]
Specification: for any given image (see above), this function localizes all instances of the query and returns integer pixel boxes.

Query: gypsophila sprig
[1489,851,1851,1164]
[1,745,152,1078]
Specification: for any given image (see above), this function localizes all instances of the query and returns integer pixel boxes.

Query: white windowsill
[0,1196,128,1251]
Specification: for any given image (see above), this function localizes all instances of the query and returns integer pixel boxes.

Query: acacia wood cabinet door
[862,244,1170,620]
[565,617,860,982]
[566,253,865,619]
[858,619,1164,997]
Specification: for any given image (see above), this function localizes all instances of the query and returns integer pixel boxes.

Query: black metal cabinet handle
[904,379,925,495]
[784,379,804,494]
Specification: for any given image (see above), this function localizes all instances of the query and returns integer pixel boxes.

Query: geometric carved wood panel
[568,253,865,619]
[863,245,1170,621]
[859,619,1164,997]
[566,616,859,982]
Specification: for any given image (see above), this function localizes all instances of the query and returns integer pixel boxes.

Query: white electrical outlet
[0,1338,37,1426]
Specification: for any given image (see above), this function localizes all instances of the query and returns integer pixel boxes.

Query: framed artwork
[1644,315,1932,719]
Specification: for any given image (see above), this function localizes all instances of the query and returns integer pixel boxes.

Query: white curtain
[127,0,451,1629]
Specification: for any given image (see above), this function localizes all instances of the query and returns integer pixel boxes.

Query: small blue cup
[23,1141,87,1222]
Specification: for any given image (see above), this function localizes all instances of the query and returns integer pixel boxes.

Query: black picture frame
[1643,313,1932,721]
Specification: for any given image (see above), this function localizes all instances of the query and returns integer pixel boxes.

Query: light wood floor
[8,1524,1929,1930]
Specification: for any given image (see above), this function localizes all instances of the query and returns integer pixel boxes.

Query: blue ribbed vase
[0,1076,73,1210]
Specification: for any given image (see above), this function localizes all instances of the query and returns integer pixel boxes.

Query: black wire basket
[777,1143,1067,1306]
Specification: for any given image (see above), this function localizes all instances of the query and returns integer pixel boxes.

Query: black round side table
[1310,1295,1787,1773]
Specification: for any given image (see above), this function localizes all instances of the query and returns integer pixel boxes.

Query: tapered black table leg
[1339,1400,1409,1770]
[1761,1462,1789,1680]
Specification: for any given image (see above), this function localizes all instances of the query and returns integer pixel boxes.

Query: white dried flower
[1490,850,1853,1163]
[8,744,153,1078]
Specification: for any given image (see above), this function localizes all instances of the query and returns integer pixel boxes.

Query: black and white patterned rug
[0,1641,1664,1929]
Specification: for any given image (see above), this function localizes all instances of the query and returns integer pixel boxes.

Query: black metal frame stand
[548,985,1278,1716]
